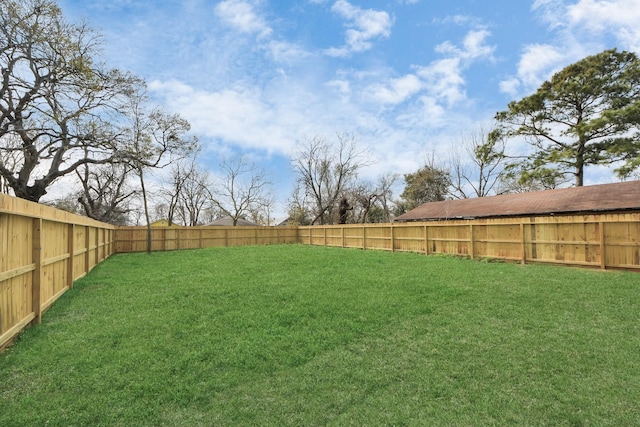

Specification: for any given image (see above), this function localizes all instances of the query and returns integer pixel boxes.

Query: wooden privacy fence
[114,213,640,270]
[298,213,640,270]
[0,194,115,349]
[3,196,639,350]
[114,225,299,253]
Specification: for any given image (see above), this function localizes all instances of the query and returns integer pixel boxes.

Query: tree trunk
[138,168,152,254]
[576,143,585,186]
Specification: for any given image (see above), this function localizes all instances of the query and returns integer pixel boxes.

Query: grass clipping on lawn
[1,245,640,425]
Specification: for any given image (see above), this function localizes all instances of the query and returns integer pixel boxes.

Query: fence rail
[0,194,115,350]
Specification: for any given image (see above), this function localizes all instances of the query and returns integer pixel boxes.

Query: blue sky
[58,0,640,218]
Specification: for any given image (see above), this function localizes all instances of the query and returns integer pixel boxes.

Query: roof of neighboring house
[205,216,261,226]
[395,180,640,222]
[150,219,181,227]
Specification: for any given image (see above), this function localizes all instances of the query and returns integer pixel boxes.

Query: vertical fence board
[31,219,42,325]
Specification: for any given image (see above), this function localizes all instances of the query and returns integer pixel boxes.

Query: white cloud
[263,40,311,64]
[326,79,351,96]
[500,0,640,97]
[532,0,568,29]
[499,77,521,97]
[364,28,494,107]
[215,0,272,38]
[325,0,393,57]
[567,0,640,51]
[462,29,495,59]
[514,44,565,88]
[435,29,494,60]
[368,74,423,104]
[416,58,466,106]
[396,96,447,128]
[149,79,295,153]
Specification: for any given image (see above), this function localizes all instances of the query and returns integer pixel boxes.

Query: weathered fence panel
[0,194,115,350]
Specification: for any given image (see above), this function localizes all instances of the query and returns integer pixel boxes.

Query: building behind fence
[2,191,640,349]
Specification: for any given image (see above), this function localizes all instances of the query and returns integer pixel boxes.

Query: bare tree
[45,193,83,215]
[210,156,272,226]
[449,126,506,199]
[151,203,170,224]
[291,133,370,225]
[375,173,398,222]
[159,159,193,226]
[0,135,20,195]
[246,191,275,225]
[0,0,138,201]
[76,160,138,225]
[286,181,312,225]
[177,162,212,226]
[350,173,398,223]
[120,85,199,251]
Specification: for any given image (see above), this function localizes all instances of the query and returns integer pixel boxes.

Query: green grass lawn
[1,245,640,426]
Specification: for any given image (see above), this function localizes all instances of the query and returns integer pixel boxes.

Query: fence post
[520,223,526,265]
[84,226,90,276]
[31,218,43,325]
[469,223,474,259]
[341,226,345,248]
[599,221,606,269]
[67,224,75,288]
[391,224,395,252]
[95,227,99,267]
[362,225,366,250]
[424,224,429,256]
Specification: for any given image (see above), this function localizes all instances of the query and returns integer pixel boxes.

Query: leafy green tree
[397,164,450,214]
[494,49,640,186]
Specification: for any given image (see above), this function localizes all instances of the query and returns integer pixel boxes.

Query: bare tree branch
[209,156,272,226]
[291,132,372,225]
